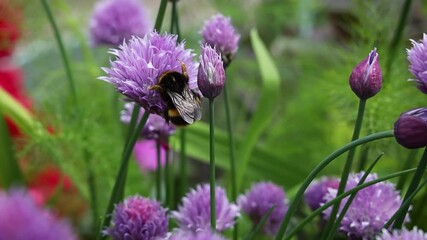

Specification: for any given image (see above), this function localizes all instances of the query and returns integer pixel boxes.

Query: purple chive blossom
[197,44,225,99]
[304,177,340,211]
[172,184,239,232]
[168,229,226,240]
[89,0,151,46]
[349,48,382,100]
[238,182,288,235]
[394,108,427,149]
[201,13,240,66]
[377,227,427,240]
[105,195,168,240]
[408,34,427,94]
[121,102,175,140]
[133,140,167,172]
[0,189,76,240]
[100,31,199,116]
[323,172,405,239]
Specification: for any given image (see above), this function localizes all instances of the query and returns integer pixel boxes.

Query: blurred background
[2,0,427,238]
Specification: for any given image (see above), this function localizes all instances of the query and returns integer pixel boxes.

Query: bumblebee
[150,62,202,126]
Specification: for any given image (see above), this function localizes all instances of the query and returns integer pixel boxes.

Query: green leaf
[235,28,281,191]
[0,117,24,188]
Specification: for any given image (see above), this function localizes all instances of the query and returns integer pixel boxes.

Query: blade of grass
[236,28,280,191]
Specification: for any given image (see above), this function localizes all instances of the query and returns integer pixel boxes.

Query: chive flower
[407,33,427,94]
[169,229,226,240]
[394,108,427,149]
[377,227,427,240]
[133,140,167,172]
[323,172,405,239]
[89,0,151,46]
[238,182,289,235]
[0,189,76,240]
[201,13,240,66]
[349,48,382,100]
[121,102,175,140]
[197,44,225,99]
[105,195,168,240]
[100,31,198,116]
[172,184,239,232]
[304,177,340,211]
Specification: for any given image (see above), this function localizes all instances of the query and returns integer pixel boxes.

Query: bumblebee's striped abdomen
[168,108,189,126]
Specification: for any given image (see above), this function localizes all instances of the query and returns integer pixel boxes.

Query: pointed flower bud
[394,108,427,149]
[407,34,427,94]
[200,13,240,66]
[349,48,382,100]
[197,45,225,99]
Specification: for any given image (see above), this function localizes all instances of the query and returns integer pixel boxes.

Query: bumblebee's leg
[149,84,163,91]
[178,60,189,82]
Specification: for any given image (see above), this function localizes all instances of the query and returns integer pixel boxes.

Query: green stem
[84,149,99,235]
[224,81,238,240]
[209,98,216,230]
[384,0,413,81]
[223,83,237,201]
[154,0,169,31]
[384,179,427,229]
[179,129,188,198]
[40,0,77,105]
[274,130,393,240]
[165,141,171,207]
[322,99,366,238]
[284,168,417,240]
[244,206,275,240]
[0,117,23,188]
[393,147,427,228]
[166,143,174,210]
[396,150,418,190]
[156,141,162,201]
[326,152,384,240]
[100,112,149,239]
[356,145,369,171]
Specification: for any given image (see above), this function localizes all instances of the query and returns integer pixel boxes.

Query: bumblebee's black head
[158,71,187,93]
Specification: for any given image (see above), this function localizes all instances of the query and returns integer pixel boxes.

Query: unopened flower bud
[394,108,427,149]
[349,48,382,100]
[197,45,225,99]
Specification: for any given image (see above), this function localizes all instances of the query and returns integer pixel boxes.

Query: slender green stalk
[356,145,369,171]
[244,206,275,240]
[396,150,418,190]
[100,112,149,239]
[284,168,417,240]
[179,129,188,198]
[156,141,162,201]
[0,117,23,188]
[322,99,366,238]
[274,130,393,240]
[393,147,427,228]
[40,0,77,105]
[384,0,413,81]
[224,81,238,240]
[413,180,427,223]
[84,149,99,235]
[154,0,169,31]
[209,98,217,230]
[326,152,384,240]
[165,140,171,207]
[166,144,174,209]
[384,179,427,229]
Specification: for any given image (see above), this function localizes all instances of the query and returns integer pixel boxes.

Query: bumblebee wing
[167,86,201,124]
